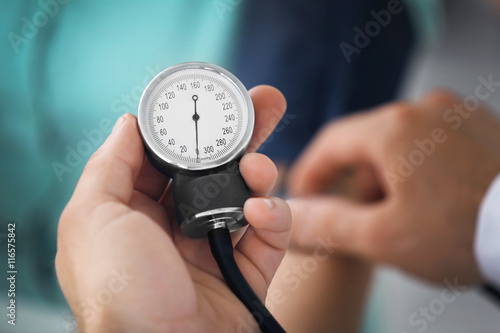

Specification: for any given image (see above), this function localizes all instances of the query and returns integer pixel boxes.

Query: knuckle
[422,89,460,106]
[317,121,337,142]
[375,102,421,147]
[384,102,419,126]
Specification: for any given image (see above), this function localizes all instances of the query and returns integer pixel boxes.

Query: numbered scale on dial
[140,63,252,174]
[138,62,254,238]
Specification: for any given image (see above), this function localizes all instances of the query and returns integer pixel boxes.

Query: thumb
[288,196,382,258]
[73,114,144,210]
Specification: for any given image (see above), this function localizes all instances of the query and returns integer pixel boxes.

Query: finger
[287,112,381,196]
[418,89,462,110]
[247,85,287,153]
[73,114,144,209]
[287,197,383,259]
[234,197,292,299]
[240,153,278,196]
[134,157,170,201]
[419,89,500,138]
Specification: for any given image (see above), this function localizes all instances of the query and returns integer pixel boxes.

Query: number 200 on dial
[138,63,254,172]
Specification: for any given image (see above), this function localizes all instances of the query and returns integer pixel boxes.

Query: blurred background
[0,0,499,332]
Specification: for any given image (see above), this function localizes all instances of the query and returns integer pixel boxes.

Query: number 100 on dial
[138,62,254,173]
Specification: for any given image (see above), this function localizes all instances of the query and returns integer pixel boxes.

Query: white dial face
[139,64,253,171]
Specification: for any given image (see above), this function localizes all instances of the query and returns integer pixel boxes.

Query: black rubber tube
[482,284,500,308]
[208,228,286,333]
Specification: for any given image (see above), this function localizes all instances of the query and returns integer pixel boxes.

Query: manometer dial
[138,62,255,238]
[138,62,254,174]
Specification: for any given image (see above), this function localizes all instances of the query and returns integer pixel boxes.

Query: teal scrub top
[0,0,240,306]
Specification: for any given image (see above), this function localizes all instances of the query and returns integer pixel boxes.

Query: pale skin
[271,161,373,332]
[268,250,372,333]
[58,86,500,332]
[287,90,500,285]
[56,86,293,333]
[269,9,500,332]
[488,0,500,14]
[265,90,500,333]
[270,165,373,333]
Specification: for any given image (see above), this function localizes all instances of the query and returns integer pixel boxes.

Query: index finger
[288,111,383,196]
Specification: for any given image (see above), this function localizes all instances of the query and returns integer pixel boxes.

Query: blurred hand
[56,86,291,333]
[288,90,500,284]
[487,0,500,15]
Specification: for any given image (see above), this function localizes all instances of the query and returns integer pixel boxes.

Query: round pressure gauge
[138,62,254,238]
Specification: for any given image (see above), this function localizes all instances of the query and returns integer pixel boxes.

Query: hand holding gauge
[56,78,290,333]
[138,62,287,332]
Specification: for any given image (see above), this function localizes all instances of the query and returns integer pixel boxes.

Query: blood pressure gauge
[138,62,254,238]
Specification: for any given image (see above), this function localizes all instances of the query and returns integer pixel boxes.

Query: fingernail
[262,198,276,210]
[112,115,127,133]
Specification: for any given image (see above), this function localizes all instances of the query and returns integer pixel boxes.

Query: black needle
[192,95,200,160]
